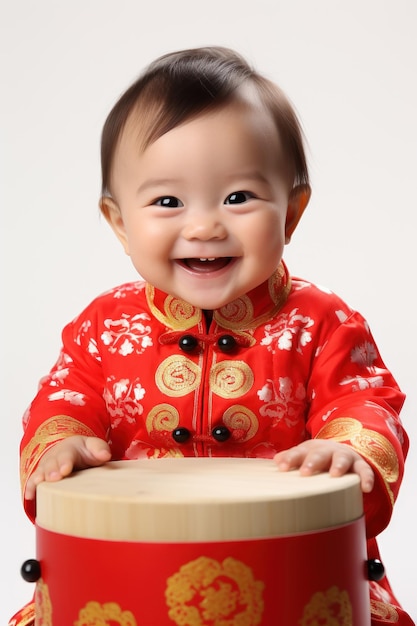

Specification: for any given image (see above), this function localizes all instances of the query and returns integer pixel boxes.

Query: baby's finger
[25,472,45,501]
[353,458,375,493]
[328,450,357,477]
[40,450,74,482]
[24,453,71,500]
[328,452,374,492]
[298,448,334,475]
[274,445,308,471]
[83,437,112,464]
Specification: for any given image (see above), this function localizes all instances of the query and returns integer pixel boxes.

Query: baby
[13,47,413,625]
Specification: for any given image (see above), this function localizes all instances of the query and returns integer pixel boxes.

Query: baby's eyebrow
[223,170,269,185]
[137,178,181,195]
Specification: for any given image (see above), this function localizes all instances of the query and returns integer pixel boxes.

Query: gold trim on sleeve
[370,599,399,622]
[20,416,96,494]
[316,417,399,504]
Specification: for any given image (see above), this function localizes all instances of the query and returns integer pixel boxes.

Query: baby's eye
[224,191,253,204]
[154,196,183,208]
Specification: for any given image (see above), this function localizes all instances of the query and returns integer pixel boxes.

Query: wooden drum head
[36,457,363,541]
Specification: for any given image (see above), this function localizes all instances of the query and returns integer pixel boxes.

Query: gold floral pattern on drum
[210,361,254,399]
[223,405,259,441]
[35,579,53,626]
[155,356,201,397]
[316,417,399,504]
[165,556,264,626]
[299,586,352,625]
[74,602,138,626]
[370,600,399,623]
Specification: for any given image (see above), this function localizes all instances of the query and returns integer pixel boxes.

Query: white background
[1,1,416,622]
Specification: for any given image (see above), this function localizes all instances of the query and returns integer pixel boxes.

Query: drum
[33,458,371,625]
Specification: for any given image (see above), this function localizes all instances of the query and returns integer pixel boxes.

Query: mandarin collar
[145,261,291,332]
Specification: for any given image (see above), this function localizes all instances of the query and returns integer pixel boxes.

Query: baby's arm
[24,435,112,500]
[274,439,375,493]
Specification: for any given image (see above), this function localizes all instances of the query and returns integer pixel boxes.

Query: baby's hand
[274,439,374,493]
[25,436,111,500]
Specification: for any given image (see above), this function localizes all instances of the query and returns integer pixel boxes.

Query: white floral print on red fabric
[104,376,146,425]
[257,377,307,426]
[101,313,153,356]
[261,308,314,354]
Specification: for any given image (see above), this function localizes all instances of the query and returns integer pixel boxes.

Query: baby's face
[104,95,303,309]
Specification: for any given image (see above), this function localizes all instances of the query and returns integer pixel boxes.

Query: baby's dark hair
[100,46,309,197]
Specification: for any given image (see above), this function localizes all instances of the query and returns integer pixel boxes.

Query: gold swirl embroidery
[146,284,201,329]
[215,295,254,329]
[255,264,292,327]
[20,416,96,494]
[35,579,53,626]
[370,599,399,622]
[156,356,201,397]
[165,556,264,626]
[74,601,137,626]
[268,263,291,306]
[210,361,254,398]
[299,586,352,625]
[146,404,180,434]
[213,264,291,330]
[164,295,201,328]
[316,417,399,504]
[223,405,259,441]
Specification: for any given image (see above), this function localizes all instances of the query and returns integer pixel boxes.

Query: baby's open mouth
[180,257,233,272]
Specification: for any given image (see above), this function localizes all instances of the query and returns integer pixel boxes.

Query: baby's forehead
[111,95,293,195]
[120,87,278,154]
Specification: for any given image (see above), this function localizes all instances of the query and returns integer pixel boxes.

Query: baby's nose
[181,212,227,241]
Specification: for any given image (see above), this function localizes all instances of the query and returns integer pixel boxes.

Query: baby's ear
[99,197,130,255]
[285,184,311,244]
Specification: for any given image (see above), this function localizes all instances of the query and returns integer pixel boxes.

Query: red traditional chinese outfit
[11,263,414,625]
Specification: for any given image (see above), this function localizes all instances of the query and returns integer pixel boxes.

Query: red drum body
[34,458,371,625]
